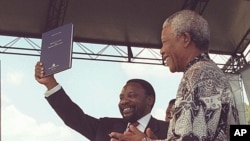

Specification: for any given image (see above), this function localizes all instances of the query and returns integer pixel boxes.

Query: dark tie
[128,121,139,132]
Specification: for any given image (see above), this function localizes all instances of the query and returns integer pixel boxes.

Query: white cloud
[152,108,166,121]
[120,63,172,78]
[2,105,75,141]
[5,70,24,85]
[1,93,11,104]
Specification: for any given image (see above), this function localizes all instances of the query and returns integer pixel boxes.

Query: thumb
[129,125,141,133]
[145,128,157,139]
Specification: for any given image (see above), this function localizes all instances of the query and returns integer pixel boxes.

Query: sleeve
[44,84,61,97]
[167,64,228,140]
[45,88,100,140]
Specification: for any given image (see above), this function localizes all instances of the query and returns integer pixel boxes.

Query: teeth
[123,107,131,112]
[123,107,133,117]
[164,58,168,66]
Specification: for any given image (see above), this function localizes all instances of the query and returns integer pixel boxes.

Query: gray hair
[163,10,210,51]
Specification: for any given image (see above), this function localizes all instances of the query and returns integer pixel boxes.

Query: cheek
[118,101,124,108]
[118,103,121,110]
[162,45,170,52]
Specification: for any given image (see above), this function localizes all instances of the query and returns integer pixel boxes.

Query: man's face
[160,25,185,72]
[118,82,153,122]
[165,103,175,122]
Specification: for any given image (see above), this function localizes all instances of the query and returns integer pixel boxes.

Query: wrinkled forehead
[161,25,174,39]
[162,24,171,33]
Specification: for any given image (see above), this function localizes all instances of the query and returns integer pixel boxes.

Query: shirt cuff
[44,84,62,97]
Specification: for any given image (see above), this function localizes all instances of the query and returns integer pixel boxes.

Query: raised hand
[109,125,146,141]
[145,128,157,139]
[34,61,58,90]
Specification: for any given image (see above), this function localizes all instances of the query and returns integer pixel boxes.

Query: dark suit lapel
[112,120,128,133]
[146,116,160,133]
[96,119,128,141]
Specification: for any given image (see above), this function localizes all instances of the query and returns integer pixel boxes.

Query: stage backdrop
[226,73,247,124]
[242,68,250,106]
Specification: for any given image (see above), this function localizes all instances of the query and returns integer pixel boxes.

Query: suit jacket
[46,88,168,141]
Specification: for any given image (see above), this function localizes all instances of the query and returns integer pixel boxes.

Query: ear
[146,95,154,107]
[182,32,191,47]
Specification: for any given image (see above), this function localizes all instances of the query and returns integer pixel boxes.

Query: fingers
[34,61,57,89]
[109,132,123,141]
[110,137,119,141]
[125,126,146,140]
[35,61,44,79]
[109,128,145,141]
[109,132,132,141]
[128,125,141,134]
[145,128,157,139]
[109,125,140,140]
[124,131,133,136]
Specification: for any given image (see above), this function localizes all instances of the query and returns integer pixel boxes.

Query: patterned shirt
[144,53,239,141]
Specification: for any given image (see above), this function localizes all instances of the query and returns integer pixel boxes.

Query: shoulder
[187,60,222,76]
[185,60,228,85]
[98,117,127,130]
[99,117,126,124]
[149,117,169,139]
[150,116,168,126]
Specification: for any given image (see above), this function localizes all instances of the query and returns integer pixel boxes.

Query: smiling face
[165,102,175,122]
[160,24,187,73]
[118,82,153,122]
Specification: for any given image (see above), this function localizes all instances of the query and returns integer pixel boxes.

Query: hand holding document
[40,23,73,77]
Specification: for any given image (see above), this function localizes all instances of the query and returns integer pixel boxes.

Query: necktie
[128,121,139,132]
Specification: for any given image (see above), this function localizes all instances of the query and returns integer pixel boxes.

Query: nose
[160,47,164,56]
[119,97,129,105]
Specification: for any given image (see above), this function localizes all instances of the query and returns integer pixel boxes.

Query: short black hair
[126,79,155,109]
[168,99,176,105]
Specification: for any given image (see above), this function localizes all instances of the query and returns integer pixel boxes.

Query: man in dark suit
[34,62,168,141]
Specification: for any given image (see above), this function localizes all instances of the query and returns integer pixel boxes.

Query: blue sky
[1,36,249,141]
[1,36,184,141]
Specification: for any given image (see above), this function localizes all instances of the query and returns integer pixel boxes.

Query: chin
[123,116,132,122]
[169,66,179,73]
[169,68,176,73]
[123,115,137,122]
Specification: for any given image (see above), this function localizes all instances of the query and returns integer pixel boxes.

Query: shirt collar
[137,113,151,128]
[127,113,151,132]
[184,52,210,73]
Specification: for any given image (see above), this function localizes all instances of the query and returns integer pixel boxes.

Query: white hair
[163,10,210,51]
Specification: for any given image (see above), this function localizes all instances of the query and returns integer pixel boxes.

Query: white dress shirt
[44,84,61,97]
[127,113,151,132]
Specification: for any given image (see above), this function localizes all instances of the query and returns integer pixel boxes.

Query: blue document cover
[40,23,73,76]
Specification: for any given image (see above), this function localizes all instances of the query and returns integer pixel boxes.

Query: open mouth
[122,107,135,117]
[163,56,169,66]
